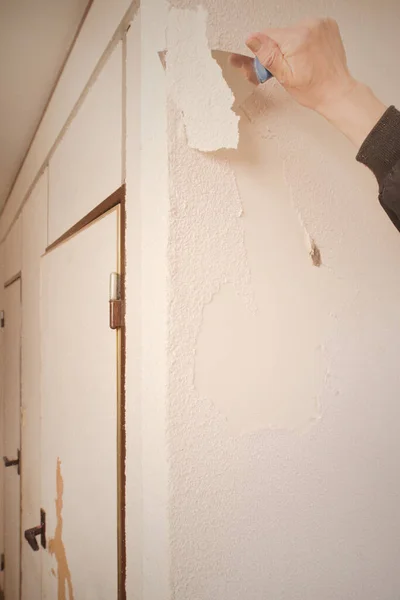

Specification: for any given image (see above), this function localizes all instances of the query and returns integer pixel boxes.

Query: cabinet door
[3,278,21,600]
[41,209,119,600]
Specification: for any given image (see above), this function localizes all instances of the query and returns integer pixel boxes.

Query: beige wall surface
[162,1,400,599]
[1,0,399,599]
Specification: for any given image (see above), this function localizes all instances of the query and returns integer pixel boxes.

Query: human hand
[236,18,355,114]
[233,18,387,147]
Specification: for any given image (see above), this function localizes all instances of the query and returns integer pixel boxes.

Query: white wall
[163,1,400,599]
[1,0,400,599]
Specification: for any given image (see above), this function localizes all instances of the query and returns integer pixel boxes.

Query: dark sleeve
[356,106,400,231]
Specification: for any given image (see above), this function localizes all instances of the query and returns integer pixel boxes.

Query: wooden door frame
[45,184,126,600]
[3,273,22,600]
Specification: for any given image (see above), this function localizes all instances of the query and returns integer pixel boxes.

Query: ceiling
[0,0,90,211]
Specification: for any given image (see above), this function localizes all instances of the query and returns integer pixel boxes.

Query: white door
[41,209,120,600]
[3,278,21,600]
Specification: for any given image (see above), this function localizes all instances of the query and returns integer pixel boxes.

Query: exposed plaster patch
[241,92,327,268]
[196,283,324,433]
[191,109,353,434]
[167,98,256,395]
[166,93,332,434]
[48,459,74,600]
[240,85,358,271]
[285,175,325,269]
[166,6,239,151]
[307,234,322,267]
[165,36,364,436]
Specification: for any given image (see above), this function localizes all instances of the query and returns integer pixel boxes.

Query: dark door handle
[24,509,46,552]
[3,449,20,474]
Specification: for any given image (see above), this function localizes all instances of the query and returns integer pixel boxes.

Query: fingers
[229,53,246,68]
[229,53,259,86]
[246,32,289,82]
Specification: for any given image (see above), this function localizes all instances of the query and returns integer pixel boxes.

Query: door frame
[46,185,126,599]
[3,272,22,600]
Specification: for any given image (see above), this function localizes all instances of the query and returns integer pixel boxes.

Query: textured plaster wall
[166,6,239,151]
[164,0,400,598]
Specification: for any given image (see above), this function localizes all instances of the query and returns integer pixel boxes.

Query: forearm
[356,105,400,231]
[317,80,387,148]
[319,85,400,232]
[244,17,400,232]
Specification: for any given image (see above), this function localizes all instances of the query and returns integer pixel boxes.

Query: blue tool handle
[254,57,274,84]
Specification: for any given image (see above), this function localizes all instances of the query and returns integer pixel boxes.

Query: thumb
[246,33,288,81]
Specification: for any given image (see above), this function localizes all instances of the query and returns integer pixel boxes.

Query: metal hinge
[0,311,4,328]
[0,553,4,571]
[109,273,124,330]
[24,509,46,552]
[3,449,20,476]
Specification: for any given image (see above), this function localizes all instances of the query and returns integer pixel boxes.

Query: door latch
[24,509,46,552]
[3,449,20,475]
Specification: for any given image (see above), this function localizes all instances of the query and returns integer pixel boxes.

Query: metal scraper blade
[157,49,257,108]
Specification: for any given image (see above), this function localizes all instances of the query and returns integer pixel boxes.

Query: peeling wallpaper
[166,7,239,150]
[163,0,400,597]
[168,0,400,107]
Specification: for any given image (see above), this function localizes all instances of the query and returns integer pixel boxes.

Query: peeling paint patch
[48,459,74,600]
[307,234,322,267]
[189,113,349,434]
[166,6,239,151]
[196,283,323,433]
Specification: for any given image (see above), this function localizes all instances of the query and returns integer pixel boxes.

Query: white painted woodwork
[48,43,123,244]
[3,279,21,600]
[3,217,21,284]
[41,209,119,599]
[0,0,133,242]
[0,245,4,594]
[21,172,48,600]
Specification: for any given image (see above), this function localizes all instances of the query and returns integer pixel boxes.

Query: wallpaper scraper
[253,57,273,83]
[158,49,273,105]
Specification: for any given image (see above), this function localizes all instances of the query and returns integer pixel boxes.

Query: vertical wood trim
[46,166,50,249]
[18,278,22,600]
[117,192,127,600]
[121,34,127,185]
